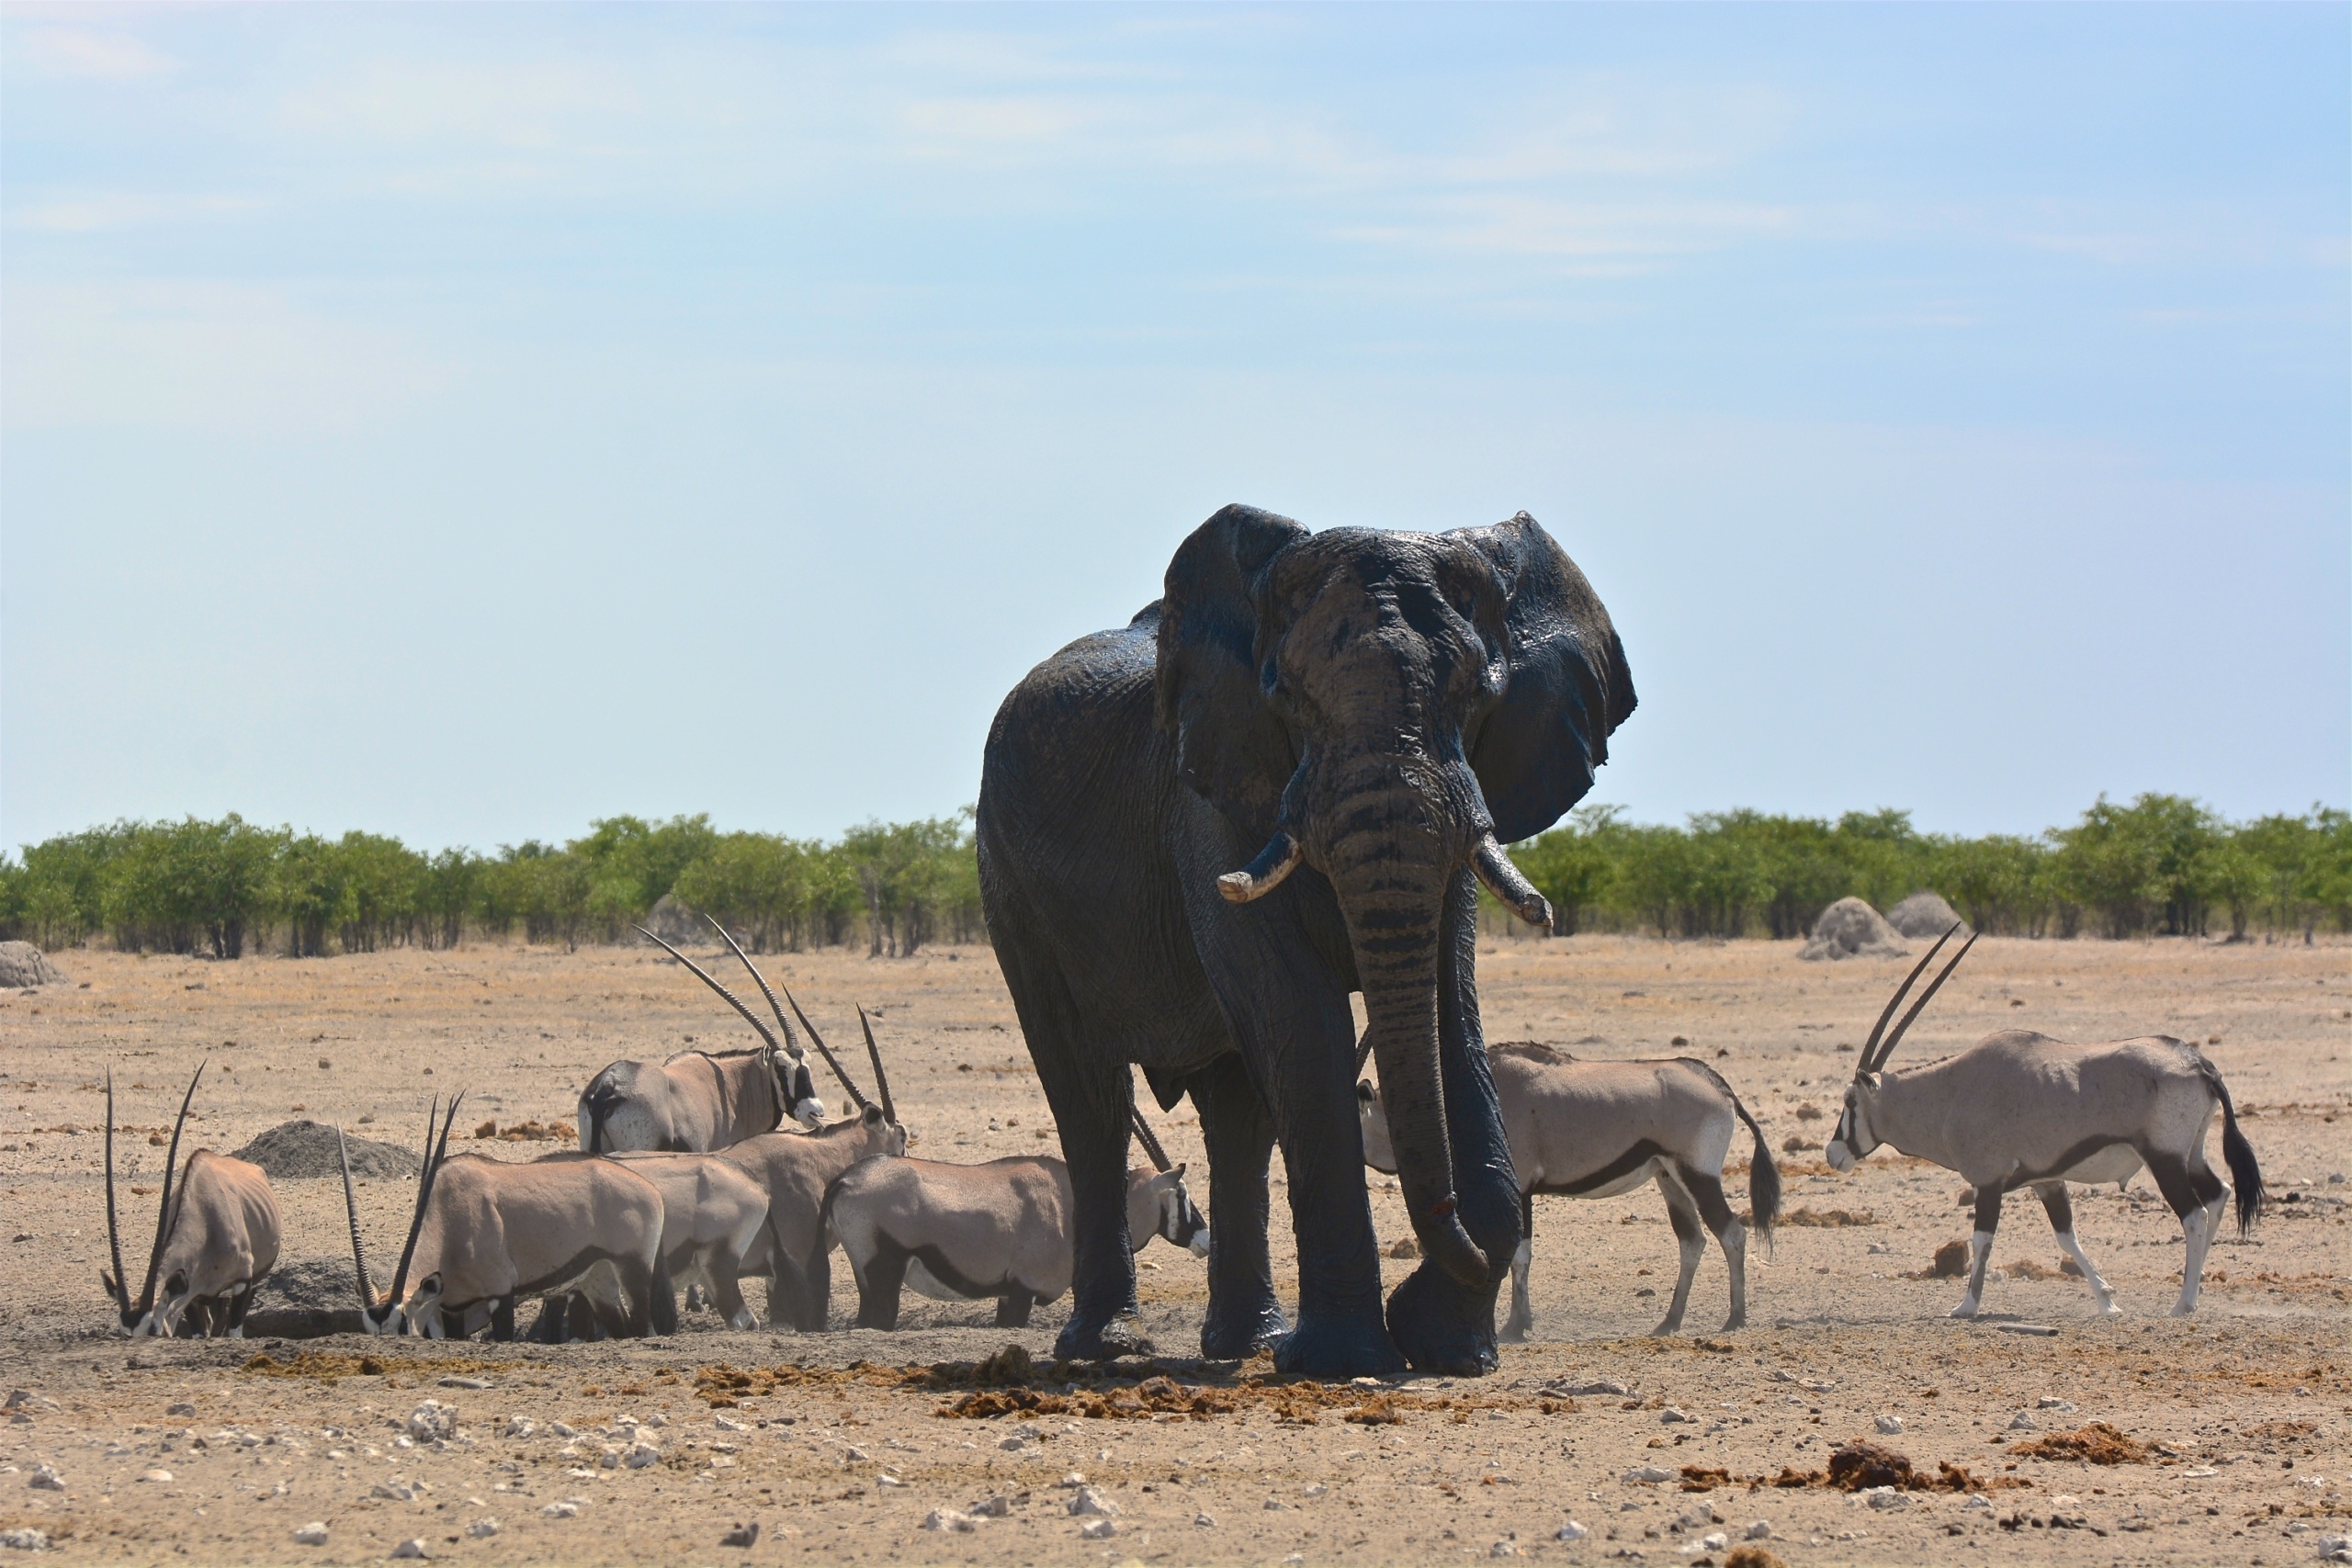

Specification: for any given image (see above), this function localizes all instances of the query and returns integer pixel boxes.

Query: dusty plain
[0,932,2346,1567]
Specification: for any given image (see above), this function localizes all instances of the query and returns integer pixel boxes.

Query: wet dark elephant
[976,506,1634,1376]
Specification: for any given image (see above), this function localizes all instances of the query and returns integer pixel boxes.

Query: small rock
[372,1481,416,1502]
[549,1422,576,1438]
[877,1473,905,1488]
[922,1510,979,1533]
[2008,1413,2038,1430]
[1,1529,50,1552]
[141,1469,172,1484]
[159,1400,194,1417]
[1557,1379,1631,1397]
[1660,1406,1691,1425]
[718,1522,760,1549]
[842,1445,869,1462]
[1623,1465,1676,1484]
[27,1466,62,1492]
[406,1401,456,1440]
[1068,1485,1119,1517]
[1745,1519,1774,1538]
[1700,1533,1728,1551]
[292,1525,330,1548]
[541,1502,580,1518]
[1078,1518,1117,1540]
[1962,1495,1992,1511]
[1489,1541,1521,1558]
[1057,1472,1086,1488]
[390,1540,427,1559]
[624,1442,661,1470]
[1864,1486,1909,1510]
[437,1377,491,1392]
[1304,1483,1327,1499]
[2035,1396,2076,1411]
[1264,1498,1287,1511]
[713,1416,747,1433]
[1194,1512,1216,1527]
[1874,1416,1904,1435]
[970,1496,1013,1517]
[1556,1519,1589,1541]
[997,1435,1030,1452]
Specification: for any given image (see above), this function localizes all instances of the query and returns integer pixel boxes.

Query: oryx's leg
[223,1283,254,1339]
[706,1251,757,1333]
[490,1294,516,1342]
[1953,1186,2004,1318]
[995,1289,1035,1329]
[526,1295,570,1343]
[631,1255,666,1338]
[799,1246,832,1332]
[2147,1149,2228,1315]
[1499,1190,1534,1345]
[853,1237,908,1332]
[2034,1182,2119,1317]
[1651,1171,1708,1337]
[1680,1164,1750,1332]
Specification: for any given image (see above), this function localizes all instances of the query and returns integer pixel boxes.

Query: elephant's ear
[1155,503,1308,839]
[1454,512,1636,844]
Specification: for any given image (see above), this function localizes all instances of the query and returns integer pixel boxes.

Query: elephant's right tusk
[1472,834,1553,932]
[1216,831,1302,904]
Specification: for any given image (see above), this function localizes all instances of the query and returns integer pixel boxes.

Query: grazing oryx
[101,1065,281,1337]
[580,919,856,1152]
[1826,926,2264,1319]
[1359,1044,1779,1338]
[342,1097,670,1339]
[825,1108,1209,1330]
[720,1006,909,1329]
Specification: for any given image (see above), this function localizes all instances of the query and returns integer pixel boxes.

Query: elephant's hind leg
[1189,1052,1285,1358]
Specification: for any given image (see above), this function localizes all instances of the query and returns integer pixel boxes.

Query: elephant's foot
[1273,1308,1406,1379]
[1056,1309,1155,1363]
[1385,1263,1499,1377]
[1202,1296,1288,1360]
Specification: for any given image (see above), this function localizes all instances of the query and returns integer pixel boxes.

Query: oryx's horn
[1871,926,1978,1070]
[136,1059,207,1316]
[1216,829,1301,904]
[636,925,786,1056]
[1353,1024,1375,1077]
[857,1007,897,1125]
[335,1123,375,1307]
[1129,1107,1172,1174]
[704,915,806,1060]
[777,984,872,1115]
[104,1070,127,1312]
[1472,833,1554,931]
[1860,923,1959,1072]
[388,1093,460,1312]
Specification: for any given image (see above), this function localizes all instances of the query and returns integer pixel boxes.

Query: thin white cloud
[16,25,178,79]
[10,191,262,233]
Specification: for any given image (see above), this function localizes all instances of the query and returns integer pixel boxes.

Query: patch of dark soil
[471,1118,574,1143]
[231,1121,421,1180]
[1780,1208,1875,1227]
[241,1349,517,1383]
[2007,1423,2154,1464]
[1758,1439,2015,1493]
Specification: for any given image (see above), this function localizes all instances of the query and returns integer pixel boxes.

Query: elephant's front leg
[1186,1053,1285,1359]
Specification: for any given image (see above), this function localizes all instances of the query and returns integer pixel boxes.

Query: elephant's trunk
[1316,761,1492,1290]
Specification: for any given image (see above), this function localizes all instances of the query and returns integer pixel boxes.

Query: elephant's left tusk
[1472,834,1553,932]
[1216,831,1302,904]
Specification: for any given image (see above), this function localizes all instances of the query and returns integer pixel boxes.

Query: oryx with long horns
[718,1005,908,1329]
[825,1105,1208,1331]
[579,919,848,1153]
[101,1064,281,1337]
[342,1096,670,1339]
[1358,1043,1779,1338]
[1826,925,2265,1319]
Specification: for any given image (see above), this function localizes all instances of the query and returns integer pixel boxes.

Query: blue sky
[3,5,2345,852]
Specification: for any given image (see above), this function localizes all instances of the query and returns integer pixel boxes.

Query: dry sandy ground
[0,934,2345,1567]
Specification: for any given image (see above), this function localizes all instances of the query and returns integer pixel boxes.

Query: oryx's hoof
[1272,1311,1405,1380]
[1648,1319,1686,1339]
[2168,1300,2197,1318]
[1498,1318,1531,1346]
[1720,1312,1747,1332]
[1385,1264,1498,1377]
[1055,1310,1154,1363]
[2093,1302,2122,1320]
[1948,1299,1981,1320]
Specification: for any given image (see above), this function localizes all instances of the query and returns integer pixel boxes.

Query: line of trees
[0,812,981,960]
[1508,795,2352,942]
[4,794,2344,961]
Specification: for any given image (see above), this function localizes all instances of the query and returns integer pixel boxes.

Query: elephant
[975,504,1634,1376]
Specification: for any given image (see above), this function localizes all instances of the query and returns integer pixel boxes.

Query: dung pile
[1800,897,1909,961]
[0,942,66,988]
[1885,890,1969,939]
[232,1121,422,1180]
[2007,1422,2152,1464]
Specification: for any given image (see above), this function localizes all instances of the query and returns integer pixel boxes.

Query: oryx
[718,1007,909,1330]
[341,1097,670,1339]
[101,1065,281,1337]
[580,919,855,1153]
[824,1108,1209,1331]
[1358,1043,1779,1338]
[1825,926,2265,1319]
[605,1150,774,1331]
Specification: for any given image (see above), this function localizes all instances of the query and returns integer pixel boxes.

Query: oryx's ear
[1355,1080,1375,1103]
[1859,1072,1882,1092]
[99,1269,119,1302]
[861,1104,884,1127]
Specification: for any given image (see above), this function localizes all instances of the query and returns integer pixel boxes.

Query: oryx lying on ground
[825,1109,1208,1330]
[1825,926,2265,1319]
[1359,1044,1779,1338]
[580,919,856,1152]
[102,1065,281,1337]
[719,1007,908,1329]
[342,1097,671,1339]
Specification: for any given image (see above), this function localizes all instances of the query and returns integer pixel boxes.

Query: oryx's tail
[1731,1089,1781,1249]
[2197,1054,2263,1235]
[582,1084,624,1156]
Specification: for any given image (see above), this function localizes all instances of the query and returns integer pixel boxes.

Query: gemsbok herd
[95,920,2264,1348]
